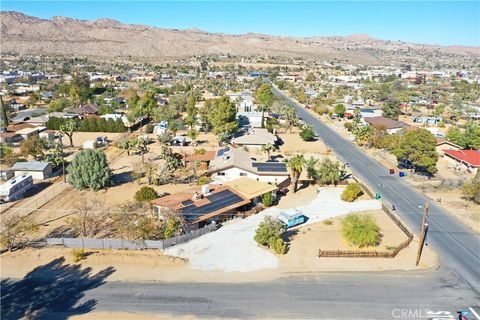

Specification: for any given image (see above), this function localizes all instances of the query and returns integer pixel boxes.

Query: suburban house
[208,147,290,185]
[364,116,410,134]
[232,128,277,148]
[65,104,100,116]
[11,161,53,180]
[436,139,461,155]
[442,149,480,174]
[151,184,250,228]
[223,177,278,205]
[183,150,217,171]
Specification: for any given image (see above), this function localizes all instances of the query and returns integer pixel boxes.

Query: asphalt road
[271,84,480,292]
[2,269,479,319]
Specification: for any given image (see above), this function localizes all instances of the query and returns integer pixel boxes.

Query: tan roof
[365,116,409,130]
[232,128,277,145]
[183,150,217,162]
[223,177,278,199]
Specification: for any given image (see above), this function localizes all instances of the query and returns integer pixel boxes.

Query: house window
[239,172,247,176]
[218,172,226,176]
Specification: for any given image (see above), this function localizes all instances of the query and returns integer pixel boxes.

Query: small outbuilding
[278,209,307,228]
[11,161,53,180]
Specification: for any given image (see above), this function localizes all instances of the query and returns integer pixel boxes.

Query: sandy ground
[70,312,215,320]
[277,127,331,156]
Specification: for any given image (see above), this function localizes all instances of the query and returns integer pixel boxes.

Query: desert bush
[254,216,285,247]
[269,237,287,255]
[344,122,353,131]
[71,248,86,262]
[134,186,159,202]
[197,176,209,185]
[341,214,380,248]
[462,179,480,204]
[68,149,111,191]
[262,192,274,207]
[300,125,315,141]
[341,183,363,202]
[323,219,333,225]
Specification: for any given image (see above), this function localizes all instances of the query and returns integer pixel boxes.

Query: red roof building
[443,149,480,173]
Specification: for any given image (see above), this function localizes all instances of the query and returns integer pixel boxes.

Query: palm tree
[287,155,305,193]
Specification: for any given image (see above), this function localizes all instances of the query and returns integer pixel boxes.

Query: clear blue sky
[1,1,479,46]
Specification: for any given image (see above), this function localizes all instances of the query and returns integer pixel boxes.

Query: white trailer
[0,174,34,203]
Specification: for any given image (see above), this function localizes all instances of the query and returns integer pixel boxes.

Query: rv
[0,174,34,203]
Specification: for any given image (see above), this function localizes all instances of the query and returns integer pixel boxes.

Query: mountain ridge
[1,11,478,64]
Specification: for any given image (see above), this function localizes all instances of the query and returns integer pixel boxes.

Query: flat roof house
[11,161,53,180]
[209,147,289,185]
[151,184,250,227]
[231,128,277,148]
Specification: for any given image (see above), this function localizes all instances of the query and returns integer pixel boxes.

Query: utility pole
[60,135,66,183]
[416,202,429,266]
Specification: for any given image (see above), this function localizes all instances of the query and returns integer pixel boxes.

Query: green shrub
[194,148,206,154]
[341,183,363,202]
[344,122,353,131]
[197,176,209,185]
[71,248,86,262]
[254,216,285,247]
[462,179,480,204]
[269,237,287,255]
[300,125,315,141]
[68,149,111,191]
[134,186,159,202]
[341,214,380,248]
[262,192,274,207]
[437,121,445,128]
[323,219,333,225]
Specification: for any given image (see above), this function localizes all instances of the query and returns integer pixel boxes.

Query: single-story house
[413,116,442,125]
[364,116,410,134]
[237,112,263,128]
[443,149,480,174]
[151,184,250,227]
[232,128,277,148]
[15,126,47,140]
[209,147,290,185]
[183,150,217,171]
[223,177,278,205]
[65,104,100,116]
[11,161,53,180]
[436,139,461,155]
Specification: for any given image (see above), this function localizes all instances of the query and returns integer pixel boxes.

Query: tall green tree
[392,129,438,175]
[207,96,238,143]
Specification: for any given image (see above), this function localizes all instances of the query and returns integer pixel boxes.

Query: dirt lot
[280,210,437,272]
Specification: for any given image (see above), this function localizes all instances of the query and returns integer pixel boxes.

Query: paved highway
[271,84,480,292]
[2,269,479,319]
